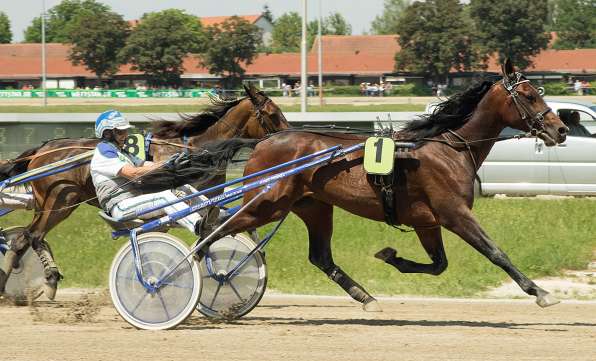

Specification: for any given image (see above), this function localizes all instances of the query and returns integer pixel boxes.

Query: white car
[426,100,596,196]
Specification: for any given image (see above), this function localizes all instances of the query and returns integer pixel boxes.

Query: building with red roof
[0,35,594,90]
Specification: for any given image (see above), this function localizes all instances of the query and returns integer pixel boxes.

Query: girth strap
[376,174,397,227]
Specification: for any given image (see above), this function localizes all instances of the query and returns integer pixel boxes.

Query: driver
[566,111,591,137]
[90,110,218,236]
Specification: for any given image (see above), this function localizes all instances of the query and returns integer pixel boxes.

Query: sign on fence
[0,89,216,98]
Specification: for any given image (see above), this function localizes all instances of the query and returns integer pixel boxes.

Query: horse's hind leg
[375,226,448,275]
[292,197,381,312]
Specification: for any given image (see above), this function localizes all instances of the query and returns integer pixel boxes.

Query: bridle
[252,96,284,135]
[502,72,552,136]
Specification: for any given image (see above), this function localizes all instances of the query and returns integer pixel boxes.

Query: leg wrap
[33,239,62,280]
[328,267,375,304]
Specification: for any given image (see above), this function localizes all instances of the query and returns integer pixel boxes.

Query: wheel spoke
[160,282,194,289]
[130,290,150,316]
[157,290,171,322]
[228,280,245,303]
[208,283,222,309]
[116,275,137,281]
[225,248,238,270]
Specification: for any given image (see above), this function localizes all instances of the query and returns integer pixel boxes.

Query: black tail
[134,138,260,192]
[0,146,41,181]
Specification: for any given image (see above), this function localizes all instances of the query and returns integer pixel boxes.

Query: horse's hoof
[363,299,382,312]
[43,275,59,301]
[374,247,397,262]
[536,293,560,308]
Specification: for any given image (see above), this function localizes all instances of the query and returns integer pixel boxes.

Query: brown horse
[217,60,568,310]
[0,84,288,299]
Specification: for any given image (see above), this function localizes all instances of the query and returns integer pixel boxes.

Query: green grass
[1,198,594,297]
[0,103,424,113]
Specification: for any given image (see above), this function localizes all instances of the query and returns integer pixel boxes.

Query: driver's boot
[194,206,221,239]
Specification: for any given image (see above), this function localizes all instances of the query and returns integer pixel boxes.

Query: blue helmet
[95,110,133,138]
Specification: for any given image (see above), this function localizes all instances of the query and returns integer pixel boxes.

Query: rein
[150,138,199,151]
[8,146,96,164]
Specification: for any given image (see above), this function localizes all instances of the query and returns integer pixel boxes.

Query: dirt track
[1,290,595,361]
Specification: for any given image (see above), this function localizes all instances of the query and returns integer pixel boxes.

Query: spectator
[307,81,315,96]
[293,81,301,96]
[437,83,447,97]
[574,79,582,95]
[282,83,289,97]
[580,81,591,95]
[359,82,366,96]
[379,82,385,96]
[432,83,438,96]
[384,82,393,96]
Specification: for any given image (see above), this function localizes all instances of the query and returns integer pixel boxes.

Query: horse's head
[497,58,567,146]
[243,83,289,138]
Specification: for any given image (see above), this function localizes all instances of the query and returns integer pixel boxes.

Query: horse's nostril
[558,126,568,134]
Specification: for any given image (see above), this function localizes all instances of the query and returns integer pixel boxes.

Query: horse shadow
[253,317,596,331]
[178,311,596,331]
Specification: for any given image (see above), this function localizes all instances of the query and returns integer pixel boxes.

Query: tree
[270,12,302,52]
[551,0,596,49]
[271,12,353,53]
[371,0,410,35]
[119,9,205,86]
[23,0,109,43]
[201,17,262,87]
[307,13,352,49]
[469,0,550,70]
[68,10,129,79]
[0,12,11,43]
[262,4,274,23]
[325,13,352,35]
[395,0,479,83]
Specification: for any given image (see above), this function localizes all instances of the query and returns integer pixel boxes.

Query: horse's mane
[152,95,246,138]
[397,80,495,139]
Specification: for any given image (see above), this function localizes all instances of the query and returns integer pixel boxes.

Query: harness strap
[149,138,197,150]
[144,132,153,161]
[8,146,96,164]
[374,174,397,227]
[444,129,478,171]
[182,132,190,155]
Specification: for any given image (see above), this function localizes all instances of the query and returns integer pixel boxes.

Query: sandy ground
[1,290,595,361]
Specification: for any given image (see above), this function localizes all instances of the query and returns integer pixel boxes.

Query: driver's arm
[118,162,161,179]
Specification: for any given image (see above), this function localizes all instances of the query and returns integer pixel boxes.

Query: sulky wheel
[0,226,45,304]
[109,232,201,330]
[197,234,267,320]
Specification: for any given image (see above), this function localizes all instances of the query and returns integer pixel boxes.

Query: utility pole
[41,0,47,106]
[300,0,308,113]
[317,0,323,106]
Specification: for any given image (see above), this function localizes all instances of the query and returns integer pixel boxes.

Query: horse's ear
[244,83,259,104]
[502,58,515,82]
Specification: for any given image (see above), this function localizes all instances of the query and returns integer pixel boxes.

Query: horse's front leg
[442,206,559,308]
[375,226,448,275]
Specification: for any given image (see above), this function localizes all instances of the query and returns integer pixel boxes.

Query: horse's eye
[526,94,536,103]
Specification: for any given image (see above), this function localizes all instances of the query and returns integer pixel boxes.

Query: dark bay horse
[0,84,288,299]
[217,60,568,310]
